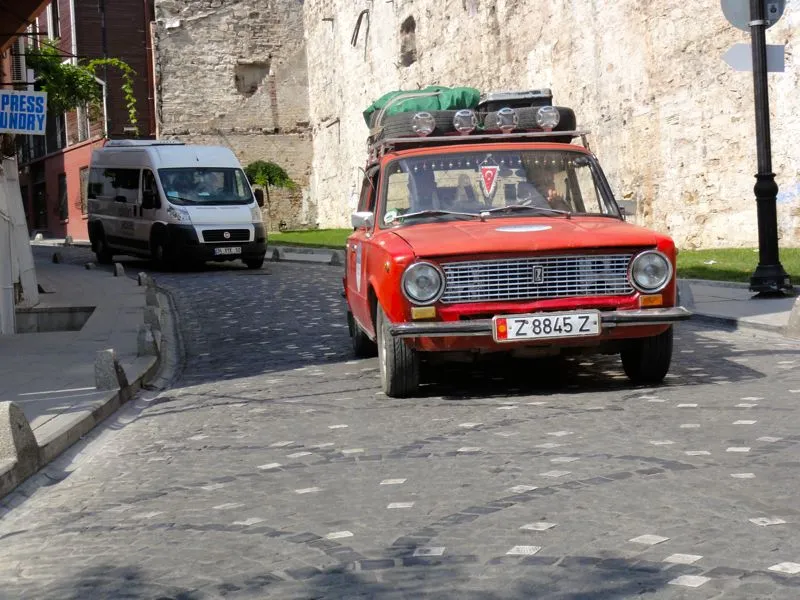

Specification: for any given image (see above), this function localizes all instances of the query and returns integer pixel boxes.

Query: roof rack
[367,130,592,164]
[104,139,185,147]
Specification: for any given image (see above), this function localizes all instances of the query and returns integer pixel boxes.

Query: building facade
[152,0,314,231]
[8,0,156,241]
[303,0,800,249]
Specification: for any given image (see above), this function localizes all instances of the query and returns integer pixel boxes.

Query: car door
[138,169,161,250]
[347,167,379,334]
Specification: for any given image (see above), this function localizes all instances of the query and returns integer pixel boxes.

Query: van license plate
[214,247,241,256]
[493,311,601,342]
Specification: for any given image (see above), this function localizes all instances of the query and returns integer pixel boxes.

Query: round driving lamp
[494,107,519,133]
[411,112,436,136]
[629,250,672,293]
[535,106,561,131]
[453,109,478,135]
[402,262,445,305]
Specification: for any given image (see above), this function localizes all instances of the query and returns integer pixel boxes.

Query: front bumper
[167,223,267,261]
[389,307,693,338]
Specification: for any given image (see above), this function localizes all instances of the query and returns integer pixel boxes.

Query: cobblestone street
[2,251,800,599]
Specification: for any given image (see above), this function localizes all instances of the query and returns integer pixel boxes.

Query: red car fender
[365,231,416,329]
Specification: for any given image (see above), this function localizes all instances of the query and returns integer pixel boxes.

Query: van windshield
[158,167,254,205]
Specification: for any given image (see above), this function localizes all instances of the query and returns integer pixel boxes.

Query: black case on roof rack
[476,89,553,113]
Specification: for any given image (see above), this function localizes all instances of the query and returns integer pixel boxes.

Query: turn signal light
[640,294,663,307]
[411,306,437,320]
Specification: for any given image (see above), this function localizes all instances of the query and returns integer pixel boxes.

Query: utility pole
[746,0,791,295]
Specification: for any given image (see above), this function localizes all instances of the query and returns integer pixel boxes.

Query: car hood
[388,217,662,258]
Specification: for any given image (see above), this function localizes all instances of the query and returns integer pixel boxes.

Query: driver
[529,170,570,212]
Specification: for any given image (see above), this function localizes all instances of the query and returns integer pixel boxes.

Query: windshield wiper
[480,204,571,219]
[395,209,483,222]
[167,195,198,205]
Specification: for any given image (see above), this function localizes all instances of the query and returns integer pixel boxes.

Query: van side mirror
[142,190,159,210]
[254,189,265,207]
[351,211,374,230]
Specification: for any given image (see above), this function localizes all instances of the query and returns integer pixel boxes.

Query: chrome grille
[440,254,635,303]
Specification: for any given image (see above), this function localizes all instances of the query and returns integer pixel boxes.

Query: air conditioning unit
[10,37,34,91]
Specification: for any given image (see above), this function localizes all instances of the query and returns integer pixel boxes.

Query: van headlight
[402,262,445,305]
[629,250,672,293]
[167,205,192,223]
[250,204,263,223]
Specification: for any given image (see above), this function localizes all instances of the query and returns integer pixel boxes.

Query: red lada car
[344,100,692,397]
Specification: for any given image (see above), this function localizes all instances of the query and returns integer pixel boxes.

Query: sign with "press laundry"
[0,90,48,135]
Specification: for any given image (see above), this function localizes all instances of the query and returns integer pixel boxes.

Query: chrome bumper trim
[388,307,693,338]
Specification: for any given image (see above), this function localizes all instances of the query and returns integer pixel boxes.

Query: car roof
[91,142,242,169]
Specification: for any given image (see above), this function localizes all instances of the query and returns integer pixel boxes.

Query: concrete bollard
[144,306,162,332]
[64,235,73,246]
[137,272,151,287]
[785,296,800,339]
[329,251,343,267]
[137,324,158,357]
[95,349,129,391]
[113,262,125,277]
[677,280,695,310]
[52,252,62,264]
[145,287,160,308]
[271,248,280,262]
[85,262,96,270]
[0,402,39,477]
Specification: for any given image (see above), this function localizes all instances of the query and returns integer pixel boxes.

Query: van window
[157,167,254,206]
[88,167,140,203]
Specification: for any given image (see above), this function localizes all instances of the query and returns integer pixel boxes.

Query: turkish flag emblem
[480,165,499,199]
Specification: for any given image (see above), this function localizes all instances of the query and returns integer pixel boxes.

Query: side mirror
[619,206,627,220]
[142,190,158,210]
[254,189,265,207]
[351,211,374,230]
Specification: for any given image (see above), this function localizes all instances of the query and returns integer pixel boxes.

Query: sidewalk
[1,252,168,498]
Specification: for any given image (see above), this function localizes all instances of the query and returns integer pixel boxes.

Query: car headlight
[167,205,192,223]
[250,203,263,223]
[402,262,445,305]
[630,250,672,293]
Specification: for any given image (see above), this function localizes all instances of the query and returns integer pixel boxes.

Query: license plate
[214,246,242,256]
[493,311,601,342]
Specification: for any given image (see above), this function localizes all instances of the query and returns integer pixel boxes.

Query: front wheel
[620,327,673,384]
[244,257,265,270]
[94,233,113,265]
[376,305,419,398]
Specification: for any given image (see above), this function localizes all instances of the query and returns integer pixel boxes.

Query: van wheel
[151,237,175,271]
[376,305,419,397]
[95,234,113,265]
[244,257,264,270]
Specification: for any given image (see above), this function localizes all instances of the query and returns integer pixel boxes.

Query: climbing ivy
[25,40,139,134]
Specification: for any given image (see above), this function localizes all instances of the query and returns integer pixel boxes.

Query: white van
[86,140,267,269]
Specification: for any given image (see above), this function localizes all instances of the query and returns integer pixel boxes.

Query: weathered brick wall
[153,0,313,230]
[304,0,800,248]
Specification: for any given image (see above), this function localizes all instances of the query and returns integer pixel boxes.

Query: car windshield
[380,149,620,226]
[157,167,253,205]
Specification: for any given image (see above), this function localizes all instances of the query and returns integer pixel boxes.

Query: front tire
[348,311,377,358]
[376,305,419,398]
[620,327,673,384]
[244,257,265,270]
[151,236,175,272]
[94,230,113,265]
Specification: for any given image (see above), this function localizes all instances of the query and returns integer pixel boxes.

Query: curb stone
[0,279,177,501]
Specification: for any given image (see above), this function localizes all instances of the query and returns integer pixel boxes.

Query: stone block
[145,287,160,308]
[144,306,162,332]
[95,349,129,391]
[51,252,61,264]
[329,251,344,266]
[677,280,695,309]
[271,248,281,262]
[137,272,152,287]
[113,263,125,277]
[64,235,73,246]
[0,402,38,476]
[785,296,800,339]
[137,324,158,357]
[85,262,96,270]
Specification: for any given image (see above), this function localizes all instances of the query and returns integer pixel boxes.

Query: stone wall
[304,0,800,248]
[153,0,314,230]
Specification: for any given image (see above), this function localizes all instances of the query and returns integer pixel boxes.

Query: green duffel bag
[364,86,481,128]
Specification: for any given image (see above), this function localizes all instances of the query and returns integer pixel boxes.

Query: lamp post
[746,0,792,295]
